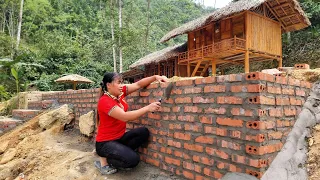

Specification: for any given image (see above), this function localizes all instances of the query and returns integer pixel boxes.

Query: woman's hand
[155,75,169,83]
[147,102,161,112]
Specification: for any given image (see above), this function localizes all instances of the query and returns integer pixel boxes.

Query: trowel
[152,82,173,113]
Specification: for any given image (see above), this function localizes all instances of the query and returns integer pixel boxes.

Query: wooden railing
[178,37,246,63]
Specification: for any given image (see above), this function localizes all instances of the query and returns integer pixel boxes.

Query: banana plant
[11,67,20,94]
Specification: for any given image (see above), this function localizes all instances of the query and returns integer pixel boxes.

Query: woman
[95,72,168,175]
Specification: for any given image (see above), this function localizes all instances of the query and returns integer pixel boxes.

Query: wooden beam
[211,60,216,76]
[280,14,296,20]
[187,62,191,77]
[264,2,285,30]
[244,51,250,73]
[278,58,283,68]
[191,61,202,77]
[272,2,290,9]
[200,62,210,76]
[216,59,243,65]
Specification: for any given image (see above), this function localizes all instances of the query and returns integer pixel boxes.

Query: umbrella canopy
[55,74,93,90]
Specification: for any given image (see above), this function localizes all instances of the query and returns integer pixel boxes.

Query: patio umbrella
[55,74,94,90]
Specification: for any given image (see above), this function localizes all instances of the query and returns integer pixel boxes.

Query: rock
[79,111,95,137]
[0,141,9,154]
[0,148,17,164]
[38,104,74,130]
[0,158,27,179]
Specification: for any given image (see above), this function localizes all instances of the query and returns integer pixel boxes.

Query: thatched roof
[129,43,187,68]
[160,0,311,43]
[55,74,93,83]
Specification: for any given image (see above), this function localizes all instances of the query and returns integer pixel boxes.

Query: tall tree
[145,0,151,50]
[110,0,117,72]
[118,0,123,73]
[16,0,24,50]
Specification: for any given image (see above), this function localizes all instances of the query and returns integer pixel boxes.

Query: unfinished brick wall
[41,72,311,179]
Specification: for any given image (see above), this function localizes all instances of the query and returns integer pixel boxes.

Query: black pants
[96,127,149,169]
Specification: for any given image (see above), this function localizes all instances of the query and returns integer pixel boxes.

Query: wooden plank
[191,61,202,77]
[211,60,216,76]
[280,14,296,20]
[174,58,178,76]
[244,51,250,73]
[264,2,285,30]
[200,62,210,76]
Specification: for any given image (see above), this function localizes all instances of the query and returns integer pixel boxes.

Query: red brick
[231,154,245,164]
[162,115,176,121]
[172,106,181,112]
[245,134,265,142]
[296,89,306,96]
[153,91,163,97]
[195,136,214,144]
[174,132,191,141]
[218,139,241,150]
[282,87,295,95]
[245,72,275,82]
[246,121,276,130]
[246,143,283,155]
[176,79,193,86]
[184,87,202,94]
[231,108,253,116]
[246,169,263,179]
[206,147,229,159]
[183,162,202,173]
[216,117,243,127]
[184,143,204,152]
[269,108,283,117]
[167,140,182,148]
[146,83,158,89]
[200,116,212,124]
[248,159,268,168]
[177,115,195,122]
[231,84,266,93]
[267,86,282,94]
[258,109,267,116]
[295,63,310,69]
[146,158,160,167]
[184,106,202,113]
[204,168,223,179]
[248,96,275,105]
[172,88,182,95]
[288,77,301,86]
[193,155,214,166]
[230,130,241,139]
[276,97,290,105]
[204,85,226,93]
[275,76,287,84]
[268,131,283,140]
[141,119,152,125]
[193,96,215,103]
[204,127,227,136]
[182,170,194,180]
[165,156,181,166]
[184,124,202,132]
[195,175,210,180]
[148,113,161,120]
[204,107,226,114]
[217,96,242,104]
[284,107,296,116]
[195,76,215,84]
[169,123,183,130]
[175,97,192,103]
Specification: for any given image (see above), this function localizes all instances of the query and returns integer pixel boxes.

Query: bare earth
[0,116,181,180]
[307,124,320,180]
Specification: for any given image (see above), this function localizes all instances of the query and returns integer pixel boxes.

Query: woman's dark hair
[99,72,123,97]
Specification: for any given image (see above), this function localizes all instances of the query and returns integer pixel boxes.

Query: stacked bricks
[294,63,310,69]
[42,88,100,128]
[12,109,42,120]
[125,72,311,179]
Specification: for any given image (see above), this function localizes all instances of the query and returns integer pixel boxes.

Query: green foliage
[0,85,10,101]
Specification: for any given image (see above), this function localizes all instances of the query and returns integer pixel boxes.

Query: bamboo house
[123,0,310,80]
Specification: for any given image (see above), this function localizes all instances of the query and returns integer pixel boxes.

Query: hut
[124,0,310,79]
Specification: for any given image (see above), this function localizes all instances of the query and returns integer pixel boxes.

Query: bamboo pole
[211,60,216,76]
[244,51,250,73]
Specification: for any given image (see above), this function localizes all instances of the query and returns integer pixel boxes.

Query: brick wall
[42,72,311,179]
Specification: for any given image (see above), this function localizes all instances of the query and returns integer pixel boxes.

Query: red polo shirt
[96,86,128,142]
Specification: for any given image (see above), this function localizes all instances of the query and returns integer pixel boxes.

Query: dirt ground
[0,116,181,180]
[307,124,320,180]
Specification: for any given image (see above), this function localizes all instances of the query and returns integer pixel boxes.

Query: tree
[110,0,117,72]
[119,0,123,73]
[16,0,24,50]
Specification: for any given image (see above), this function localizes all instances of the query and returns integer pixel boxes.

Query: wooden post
[187,62,191,77]
[244,51,250,73]
[278,57,283,68]
[221,68,225,75]
[73,82,77,90]
[211,60,216,76]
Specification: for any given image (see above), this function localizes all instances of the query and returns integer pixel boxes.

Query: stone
[38,104,74,130]
[0,141,9,154]
[0,158,26,179]
[79,111,95,137]
[0,148,17,164]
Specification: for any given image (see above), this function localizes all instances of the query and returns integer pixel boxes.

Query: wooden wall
[246,11,282,56]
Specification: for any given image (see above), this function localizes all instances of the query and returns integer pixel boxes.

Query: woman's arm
[126,75,168,95]
[109,102,161,122]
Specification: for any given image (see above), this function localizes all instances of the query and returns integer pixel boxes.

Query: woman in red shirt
[95,72,168,175]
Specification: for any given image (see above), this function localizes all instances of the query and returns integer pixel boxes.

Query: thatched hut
[122,43,188,82]
[124,0,310,78]
[161,0,310,77]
